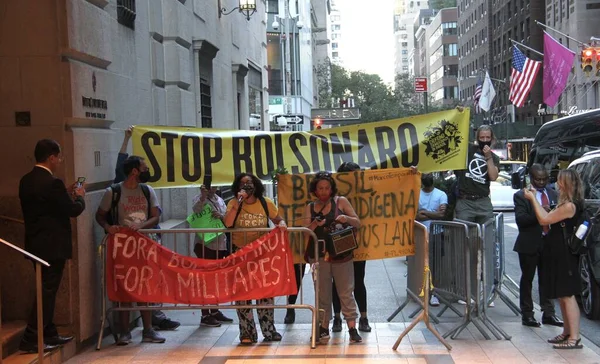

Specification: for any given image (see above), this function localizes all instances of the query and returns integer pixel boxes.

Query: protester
[19,139,86,353]
[513,164,562,328]
[112,127,179,331]
[191,185,234,327]
[95,156,166,345]
[330,162,371,333]
[454,125,500,224]
[415,173,448,307]
[523,169,583,349]
[304,171,362,343]
[223,173,287,344]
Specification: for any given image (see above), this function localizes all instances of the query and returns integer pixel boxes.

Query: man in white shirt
[416,173,448,306]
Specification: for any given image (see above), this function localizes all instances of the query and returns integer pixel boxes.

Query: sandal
[547,333,569,344]
[553,338,583,349]
[263,331,282,342]
[240,336,255,345]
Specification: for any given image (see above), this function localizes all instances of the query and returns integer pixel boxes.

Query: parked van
[568,152,600,319]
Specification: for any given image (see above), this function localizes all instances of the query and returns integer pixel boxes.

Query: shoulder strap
[259,196,270,227]
[110,183,122,223]
[140,183,152,217]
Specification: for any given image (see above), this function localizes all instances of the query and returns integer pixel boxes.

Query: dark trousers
[518,252,555,317]
[287,263,306,304]
[332,260,367,314]
[194,244,229,316]
[24,259,65,340]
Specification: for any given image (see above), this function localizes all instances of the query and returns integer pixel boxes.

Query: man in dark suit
[513,163,563,327]
[18,139,86,353]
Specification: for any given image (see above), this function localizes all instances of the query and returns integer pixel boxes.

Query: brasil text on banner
[106,228,297,304]
[132,108,470,188]
[277,168,420,262]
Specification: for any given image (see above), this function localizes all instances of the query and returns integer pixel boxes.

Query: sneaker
[488,301,495,307]
[116,331,132,346]
[142,328,166,343]
[430,295,440,307]
[200,315,222,327]
[458,299,475,305]
[319,327,330,341]
[155,318,180,331]
[212,311,234,322]
[358,317,372,332]
[349,327,362,343]
[332,317,342,332]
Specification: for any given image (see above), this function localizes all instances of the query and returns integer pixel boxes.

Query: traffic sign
[414,77,428,93]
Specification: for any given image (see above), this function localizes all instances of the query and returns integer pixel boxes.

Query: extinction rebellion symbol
[421,119,463,164]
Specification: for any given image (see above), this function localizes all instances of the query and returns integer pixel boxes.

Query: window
[332,42,338,49]
[200,78,212,128]
[402,50,408,55]
[442,22,458,35]
[443,43,458,56]
[332,33,339,39]
[332,51,339,58]
[333,25,341,31]
[267,0,278,13]
[117,0,136,29]
[429,26,442,47]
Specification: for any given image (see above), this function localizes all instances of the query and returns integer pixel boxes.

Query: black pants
[23,259,65,340]
[194,244,230,316]
[332,260,367,314]
[518,252,555,317]
[288,263,306,304]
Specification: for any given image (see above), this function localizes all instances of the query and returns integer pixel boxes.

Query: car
[490,172,519,211]
[568,151,600,320]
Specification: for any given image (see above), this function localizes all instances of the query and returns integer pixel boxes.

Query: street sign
[269,97,282,105]
[414,77,428,93]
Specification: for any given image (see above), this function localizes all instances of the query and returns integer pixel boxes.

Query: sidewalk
[62,257,600,364]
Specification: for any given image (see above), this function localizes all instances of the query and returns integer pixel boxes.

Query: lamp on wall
[219,0,257,21]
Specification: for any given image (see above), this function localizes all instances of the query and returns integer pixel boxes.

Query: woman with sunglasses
[304,171,362,343]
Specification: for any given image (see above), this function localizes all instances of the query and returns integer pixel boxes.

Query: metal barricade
[97,227,321,350]
[488,213,520,315]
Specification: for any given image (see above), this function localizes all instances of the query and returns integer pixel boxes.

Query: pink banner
[543,32,575,107]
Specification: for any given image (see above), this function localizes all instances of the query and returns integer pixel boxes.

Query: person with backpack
[523,169,584,349]
[95,156,166,345]
[112,128,180,332]
[223,173,287,345]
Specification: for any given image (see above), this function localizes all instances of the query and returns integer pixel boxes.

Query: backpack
[562,201,600,255]
[106,183,152,226]
[229,196,270,228]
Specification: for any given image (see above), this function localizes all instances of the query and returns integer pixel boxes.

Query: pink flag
[543,31,575,107]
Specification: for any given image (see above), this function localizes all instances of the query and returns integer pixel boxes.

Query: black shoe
[200,315,222,327]
[358,317,372,332]
[19,339,59,354]
[263,331,282,342]
[521,316,541,327]
[542,315,564,327]
[348,327,362,343]
[212,311,234,322]
[332,317,342,332]
[45,335,74,346]
[284,309,295,324]
[155,318,181,331]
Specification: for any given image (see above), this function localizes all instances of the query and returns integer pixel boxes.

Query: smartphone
[203,174,212,190]
[76,177,86,187]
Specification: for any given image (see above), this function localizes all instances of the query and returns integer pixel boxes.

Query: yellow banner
[277,169,420,261]
[132,108,469,188]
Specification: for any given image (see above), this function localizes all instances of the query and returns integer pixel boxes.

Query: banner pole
[535,20,590,47]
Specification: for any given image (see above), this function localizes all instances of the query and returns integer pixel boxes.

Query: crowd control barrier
[391,222,451,351]
[97,227,321,350]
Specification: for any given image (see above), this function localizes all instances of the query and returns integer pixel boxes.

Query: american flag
[473,78,483,113]
[509,46,541,107]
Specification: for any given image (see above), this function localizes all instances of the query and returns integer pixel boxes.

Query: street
[501,212,600,347]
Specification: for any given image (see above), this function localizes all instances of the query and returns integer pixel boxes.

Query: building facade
[0,0,268,347]
[543,0,600,116]
[394,0,430,75]
[328,0,343,64]
[426,8,459,106]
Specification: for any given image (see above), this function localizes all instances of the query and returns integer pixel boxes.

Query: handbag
[560,222,587,255]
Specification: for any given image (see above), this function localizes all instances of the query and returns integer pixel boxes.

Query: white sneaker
[488,301,495,307]
[458,299,475,305]
[429,295,440,306]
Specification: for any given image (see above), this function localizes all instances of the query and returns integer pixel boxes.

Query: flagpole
[535,20,590,47]
[510,39,544,57]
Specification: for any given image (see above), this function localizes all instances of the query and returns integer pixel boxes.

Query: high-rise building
[411,9,437,76]
[543,1,600,116]
[426,8,459,106]
[328,0,343,64]
[394,0,430,75]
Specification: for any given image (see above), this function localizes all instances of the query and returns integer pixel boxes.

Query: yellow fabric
[227,196,278,247]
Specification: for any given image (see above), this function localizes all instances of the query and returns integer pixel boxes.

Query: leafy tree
[315,60,332,108]
[430,0,457,10]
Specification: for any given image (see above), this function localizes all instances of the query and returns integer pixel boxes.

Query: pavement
[63,252,600,364]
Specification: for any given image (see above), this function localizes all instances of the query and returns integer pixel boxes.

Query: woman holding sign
[304,171,362,343]
[224,173,287,345]
[189,184,234,327]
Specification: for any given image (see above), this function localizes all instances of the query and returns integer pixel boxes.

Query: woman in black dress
[523,169,583,349]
